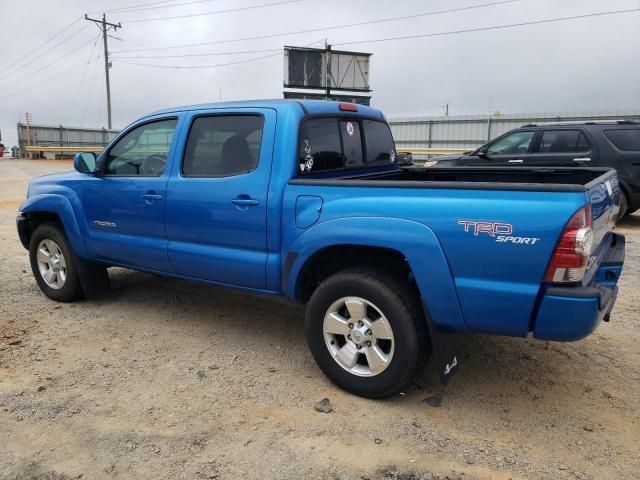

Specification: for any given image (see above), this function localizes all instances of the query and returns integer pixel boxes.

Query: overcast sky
[1,0,639,147]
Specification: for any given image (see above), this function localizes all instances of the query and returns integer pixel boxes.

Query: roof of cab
[143,99,384,120]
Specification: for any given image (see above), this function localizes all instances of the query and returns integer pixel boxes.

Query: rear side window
[363,120,396,164]
[299,117,395,174]
[340,120,364,167]
[538,130,590,153]
[299,118,343,173]
[604,129,640,151]
[183,115,264,177]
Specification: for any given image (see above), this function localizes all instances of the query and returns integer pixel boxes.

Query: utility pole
[445,103,449,116]
[324,39,332,100]
[85,14,121,129]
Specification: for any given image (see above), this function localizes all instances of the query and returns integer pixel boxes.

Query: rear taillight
[544,205,594,284]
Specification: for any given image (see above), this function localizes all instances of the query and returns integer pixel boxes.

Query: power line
[0,59,93,102]
[117,51,282,69]
[334,7,640,46]
[112,0,519,53]
[0,16,82,71]
[112,47,282,59]
[0,23,91,82]
[100,0,225,14]
[67,37,101,125]
[0,36,100,90]
[123,0,302,23]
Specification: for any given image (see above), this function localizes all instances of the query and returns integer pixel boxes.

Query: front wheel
[305,267,429,398]
[29,223,84,302]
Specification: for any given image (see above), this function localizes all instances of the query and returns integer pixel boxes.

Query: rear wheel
[305,267,429,398]
[29,223,84,302]
[617,191,629,221]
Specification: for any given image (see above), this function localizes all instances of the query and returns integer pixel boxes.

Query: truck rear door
[164,108,276,289]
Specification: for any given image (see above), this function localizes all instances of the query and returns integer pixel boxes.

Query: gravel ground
[1,159,639,480]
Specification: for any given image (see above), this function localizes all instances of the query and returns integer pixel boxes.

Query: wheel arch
[285,216,468,333]
[19,194,89,258]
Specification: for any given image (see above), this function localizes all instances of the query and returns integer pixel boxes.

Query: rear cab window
[298,116,396,174]
[604,129,640,151]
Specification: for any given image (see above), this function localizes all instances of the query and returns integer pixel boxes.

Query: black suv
[433,120,640,219]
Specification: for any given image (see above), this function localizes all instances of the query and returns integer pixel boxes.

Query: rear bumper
[532,233,625,341]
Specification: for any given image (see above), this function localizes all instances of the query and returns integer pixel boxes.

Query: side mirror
[477,150,488,158]
[74,152,97,174]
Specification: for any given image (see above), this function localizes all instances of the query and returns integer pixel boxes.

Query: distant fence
[17,123,119,158]
[388,111,640,157]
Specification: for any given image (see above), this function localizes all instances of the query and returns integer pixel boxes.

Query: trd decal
[458,220,540,245]
[93,220,117,229]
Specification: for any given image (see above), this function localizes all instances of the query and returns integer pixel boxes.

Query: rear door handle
[231,197,259,207]
[508,159,524,163]
[573,157,591,162]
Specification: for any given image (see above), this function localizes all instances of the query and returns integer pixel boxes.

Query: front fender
[19,194,89,259]
[286,216,467,333]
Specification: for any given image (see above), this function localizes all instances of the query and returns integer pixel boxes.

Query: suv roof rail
[522,119,640,127]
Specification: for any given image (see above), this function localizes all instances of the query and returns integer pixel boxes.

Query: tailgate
[586,169,620,248]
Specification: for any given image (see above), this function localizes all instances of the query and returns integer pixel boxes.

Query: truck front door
[164,109,275,289]
[80,117,179,272]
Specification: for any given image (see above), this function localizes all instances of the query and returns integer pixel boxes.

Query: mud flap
[424,308,460,384]
[75,254,111,299]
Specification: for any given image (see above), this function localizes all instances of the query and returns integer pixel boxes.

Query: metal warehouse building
[17,123,119,159]
[388,111,640,154]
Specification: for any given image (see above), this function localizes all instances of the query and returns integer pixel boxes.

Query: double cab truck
[17,100,625,398]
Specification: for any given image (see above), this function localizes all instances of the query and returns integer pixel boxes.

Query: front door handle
[141,193,163,202]
[573,157,591,162]
[508,159,524,163]
[231,197,259,207]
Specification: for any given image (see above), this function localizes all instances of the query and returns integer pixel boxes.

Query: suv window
[105,119,177,176]
[363,120,396,164]
[604,129,640,151]
[183,115,264,177]
[487,131,534,156]
[539,130,589,153]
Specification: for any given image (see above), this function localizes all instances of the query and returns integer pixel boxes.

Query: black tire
[305,267,430,398]
[617,191,629,221]
[29,223,84,302]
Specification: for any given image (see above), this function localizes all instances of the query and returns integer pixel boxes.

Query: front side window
[183,115,264,177]
[363,120,396,164]
[487,131,534,156]
[539,130,590,153]
[604,129,640,151]
[105,119,177,176]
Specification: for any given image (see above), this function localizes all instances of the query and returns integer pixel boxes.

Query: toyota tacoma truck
[16,100,625,398]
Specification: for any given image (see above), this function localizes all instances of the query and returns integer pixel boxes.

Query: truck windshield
[298,117,396,174]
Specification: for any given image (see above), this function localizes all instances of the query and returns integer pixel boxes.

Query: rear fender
[19,194,89,259]
[286,217,467,332]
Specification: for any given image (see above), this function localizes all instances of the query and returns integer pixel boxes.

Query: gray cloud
[1,0,639,147]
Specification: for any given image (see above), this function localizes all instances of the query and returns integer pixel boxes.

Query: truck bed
[291,166,614,192]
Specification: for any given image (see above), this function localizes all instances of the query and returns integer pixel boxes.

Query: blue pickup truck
[17,100,625,398]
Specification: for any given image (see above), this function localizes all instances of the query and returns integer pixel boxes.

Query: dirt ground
[1,159,638,480]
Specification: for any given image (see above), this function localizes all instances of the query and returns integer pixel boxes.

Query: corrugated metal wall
[389,111,640,150]
[16,123,119,156]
